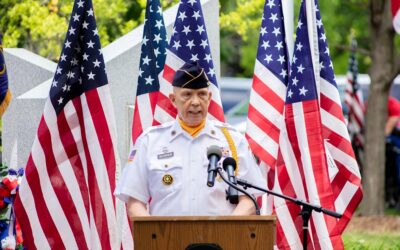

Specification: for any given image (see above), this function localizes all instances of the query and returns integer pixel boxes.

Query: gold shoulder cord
[220,127,238,176]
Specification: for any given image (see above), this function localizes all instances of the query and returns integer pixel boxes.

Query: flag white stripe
[44,101,91,247]
[18,178,51,250]
[31,120,78,248]
[81,93,118,249]
[325,142,360,176]
[250,90,283,124]
[246,119,279,157]
[293,103,332,249]
[334,181,359,214]
[254,60,287,99]
[138,94,154,129]
[320,79,342,107]
[154,103,175,123]
[321,109,350,141]
[89,204,102,249]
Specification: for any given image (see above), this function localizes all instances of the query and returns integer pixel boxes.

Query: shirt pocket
[148,157,183,199]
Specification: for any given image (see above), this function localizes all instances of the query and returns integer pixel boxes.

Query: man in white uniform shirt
[115,62,266,216]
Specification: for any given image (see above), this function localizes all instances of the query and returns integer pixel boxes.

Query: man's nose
[190,95,200,105]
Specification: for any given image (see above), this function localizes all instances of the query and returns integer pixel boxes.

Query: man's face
[169,87,212,126]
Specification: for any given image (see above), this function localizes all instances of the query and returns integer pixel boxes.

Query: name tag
[157,152,174,159]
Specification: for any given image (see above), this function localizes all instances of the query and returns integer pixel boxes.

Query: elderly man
[115,62,266,216]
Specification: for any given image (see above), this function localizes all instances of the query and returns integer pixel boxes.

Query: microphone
[207,145,222,187]
[223,157,239,204]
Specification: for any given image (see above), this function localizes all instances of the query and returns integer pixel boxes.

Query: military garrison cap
[172,62,210,89]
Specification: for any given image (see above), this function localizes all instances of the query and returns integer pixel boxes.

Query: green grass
[343,232,400,250]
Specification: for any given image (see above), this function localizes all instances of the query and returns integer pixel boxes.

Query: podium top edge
[131,215,276,222]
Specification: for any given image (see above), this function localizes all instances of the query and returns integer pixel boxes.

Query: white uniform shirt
[115,119,267,216]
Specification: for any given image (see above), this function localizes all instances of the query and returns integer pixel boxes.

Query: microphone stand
[236,178,342,250]
[216,168,261,215]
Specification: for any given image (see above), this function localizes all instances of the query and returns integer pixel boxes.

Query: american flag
[344,39,365,157]
[279,1,344,248]
[392,0,400,33]
[0,35,11,117]
[245,0,289,172]
[153,0,224,124]
[316,0,362,234]
[131,0,167,146]
[14,0,128,248]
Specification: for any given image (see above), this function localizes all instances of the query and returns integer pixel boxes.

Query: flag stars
[325,47,330,55]
[157,6,162,14]
[269,13,278,23]
[292,76,299,86]
[275,41,283,50]
[142,36,149,46]
[279,69,287,78]
[87,8,94,16]
[178,11,187,21]
[138,68,144,77]
[190,54,199,62]
[172,40,181,50]
[93,59,101,67]
[93,28,99,36]
[316,19,323,28]
[142,56,151,65]
[299,86,308,96]
[144,75,154,85]
[154,48,160,57]
[65,40,71,48]
[192,11,201,20]
[60,54,67,61]
[264,54,273,64]
[155,20,163,29]
[77,0,84,8]
[82,53,89,61]
[188,0,197,5]
[56,67,63,74]
[297,20,303,29]
[261,40,270,50]
[292,55,298,64]
[287,89,293,98]
[297,64,305,74]
[87,71,95,80]
[72,13,80,22]
[296,42,303,51]
[182,25,191,35]
[87,40,95,48]
[67,71,75,79]
[69,27,76,35]
[320,61,325,69]
[196,25,205,34]
[153,33,162,43]
[58,97,64,105]
[272,27,281,37]
[52,80,58,87]
[260,27,267,36]
[208,68,215,77]
[186,40,195,50]
[200,39,208,49]
[266,0,275,9]
[82,21,89,29]
[320,33,326,42]
[204,54,212,63]
[277,55,285,64]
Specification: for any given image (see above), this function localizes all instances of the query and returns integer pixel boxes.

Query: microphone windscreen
[223,157,237,171]
[207,145,222,159]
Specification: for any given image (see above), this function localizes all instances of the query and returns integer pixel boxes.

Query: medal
[162,174,173,185]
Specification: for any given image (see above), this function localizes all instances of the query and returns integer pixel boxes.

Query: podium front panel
[132,216,276,250]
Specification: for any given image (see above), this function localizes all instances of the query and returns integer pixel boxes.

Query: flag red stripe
[163,64,175,84]
[57,110,90,219]
[320,94,346,123]
[322,126,356,159]
[248,104,280,143]
[39,117,87,249]
[253,74,285,114]
[13,193,36,249]
[74,97,111,248]
[22,154,66,249]
[85,90,116,197]
[155,93,177,118]
[245,134,276,167]
[208,99,225,121]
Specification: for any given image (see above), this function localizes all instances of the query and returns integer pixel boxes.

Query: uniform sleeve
[114,135,150,204]
[235,133,267,198]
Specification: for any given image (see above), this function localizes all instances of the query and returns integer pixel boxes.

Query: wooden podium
[132,216,276,250]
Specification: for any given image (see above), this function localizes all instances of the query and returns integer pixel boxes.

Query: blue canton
[256,0,289,84]
[286,0,317,104]
[136,0,167,96]
[169,0,217,86]
[50,0,107,114]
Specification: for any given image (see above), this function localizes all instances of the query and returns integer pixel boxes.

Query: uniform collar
[168,118,220,142]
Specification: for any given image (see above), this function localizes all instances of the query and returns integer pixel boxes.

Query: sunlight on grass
[343,232,400,250]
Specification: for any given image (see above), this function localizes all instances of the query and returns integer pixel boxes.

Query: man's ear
[169,93,177,108]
